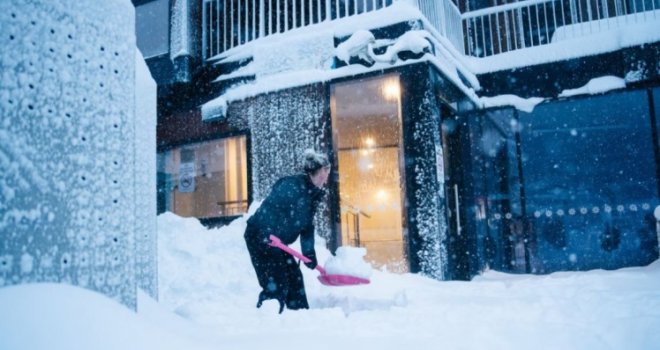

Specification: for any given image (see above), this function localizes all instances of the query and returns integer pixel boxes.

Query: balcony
[202,0,463,60]
[202,0,659,61]
[464,0,660,57]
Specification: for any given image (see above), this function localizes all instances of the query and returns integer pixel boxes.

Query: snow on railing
[462,0,660,57]
[202,0,466,60]
[202,0,394,60]
[413,0,464,54]
[202,0,659,61]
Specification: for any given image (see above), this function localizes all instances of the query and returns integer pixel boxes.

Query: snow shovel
[268,235,370,286]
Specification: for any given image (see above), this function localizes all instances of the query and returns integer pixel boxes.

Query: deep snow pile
[324,246,372,279]
[157,211,660,350]
[1,212,659,350]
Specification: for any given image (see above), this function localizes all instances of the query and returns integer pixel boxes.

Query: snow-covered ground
[1,211,659,350]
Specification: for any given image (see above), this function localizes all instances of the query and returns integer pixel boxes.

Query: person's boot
[256,291,268,309]
[277,298,285,314]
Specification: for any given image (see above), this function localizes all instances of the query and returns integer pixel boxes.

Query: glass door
[330,74,408,272]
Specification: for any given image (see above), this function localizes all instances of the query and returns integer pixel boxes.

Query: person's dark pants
[244,226,309,313]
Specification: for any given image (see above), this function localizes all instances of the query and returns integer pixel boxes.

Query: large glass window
[136,0,170,58]
[331,74,407,272]
[157,136,248,218]
[519,90,659,271]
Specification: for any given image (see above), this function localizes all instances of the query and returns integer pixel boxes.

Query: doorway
[330,74,408,272]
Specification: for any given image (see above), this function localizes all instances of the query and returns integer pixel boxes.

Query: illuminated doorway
[330,74,408,272]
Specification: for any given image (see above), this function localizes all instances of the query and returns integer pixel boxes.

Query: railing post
[238,0,242,45]
[276,0,281,33]
[222,0,226,52]
[229,0,234,48]
[252,0,256,41]
[202,0,207,60]
[260,0,265,38]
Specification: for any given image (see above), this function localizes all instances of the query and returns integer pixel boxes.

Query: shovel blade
[318,274,370,286]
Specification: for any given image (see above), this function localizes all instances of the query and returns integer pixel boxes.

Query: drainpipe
[170,0,201,82]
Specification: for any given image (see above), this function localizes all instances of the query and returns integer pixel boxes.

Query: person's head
[303,149,330,188]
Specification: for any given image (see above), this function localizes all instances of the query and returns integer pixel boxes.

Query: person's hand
[304,255,317,269]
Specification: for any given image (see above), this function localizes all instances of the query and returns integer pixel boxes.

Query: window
[518,90,659,271]
[331,74,407,272]
[158,136,248,218]
[136,0,170,58]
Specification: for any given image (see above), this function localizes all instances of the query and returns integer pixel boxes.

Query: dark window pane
[519,90,658,271]
[136,0,169,58]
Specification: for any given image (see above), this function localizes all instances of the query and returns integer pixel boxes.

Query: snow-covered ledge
[479,95,546,113]
[558,76,626,98]
[202,1,484,121]
[466,14,660,74]
[202,29,482,120]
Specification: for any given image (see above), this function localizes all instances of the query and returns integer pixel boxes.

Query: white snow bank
[336,30,432,65]
[324,246,372,279]
[1,212,658,349]
[335,30,376,64]
[0,283,214,350]
[378,30,432,63]
[558,75,626,98]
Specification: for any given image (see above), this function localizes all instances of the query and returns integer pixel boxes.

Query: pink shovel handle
[268,235,327,275]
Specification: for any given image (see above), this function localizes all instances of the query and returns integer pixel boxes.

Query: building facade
[136,0,660,280]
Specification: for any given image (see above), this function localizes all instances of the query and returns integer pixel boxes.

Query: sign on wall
[178,162,195,193]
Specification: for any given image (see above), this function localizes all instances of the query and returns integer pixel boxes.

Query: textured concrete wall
[135,50,159,300]
[230,84,332,238]
[0,0,156,308]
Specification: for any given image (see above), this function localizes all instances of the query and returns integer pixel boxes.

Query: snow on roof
[480,95,546,113]
[202,3,660,120]
[206,1,425,63]
[558,75,626,98]
[202,2,484,121]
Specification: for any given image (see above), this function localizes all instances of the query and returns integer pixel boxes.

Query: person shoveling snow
[243,149,331,313]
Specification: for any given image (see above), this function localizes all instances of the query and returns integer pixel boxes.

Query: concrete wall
[0,0,157,308]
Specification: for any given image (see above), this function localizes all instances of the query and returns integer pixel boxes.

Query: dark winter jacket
[246,174,325,267]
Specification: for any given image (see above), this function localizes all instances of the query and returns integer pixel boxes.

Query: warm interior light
[361,136,376,156]
[375,189,388,202]
[382,80,400,101]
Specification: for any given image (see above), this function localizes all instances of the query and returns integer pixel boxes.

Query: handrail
[462,0,557,19]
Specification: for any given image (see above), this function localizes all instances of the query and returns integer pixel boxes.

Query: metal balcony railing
[202,0,465,60]
[462,0,660,57]
[203,0,391,60]
[202,0,660,61]
[414,0,464,55]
